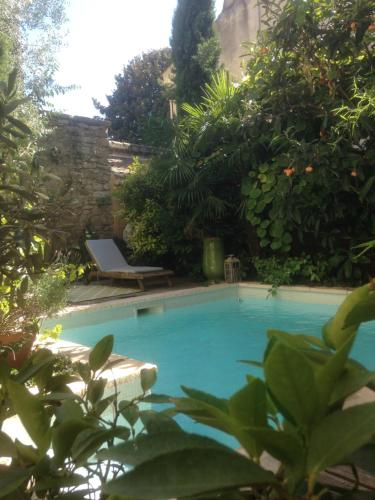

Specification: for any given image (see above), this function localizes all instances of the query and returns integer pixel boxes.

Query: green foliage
[1,284,374,498]
[253,255,328,295]
[119,156,202,275]
[95,49,173,147]
[354,237,375,258]
[120,0,375,284]
[0,0,68,104]
[0,66,71,350]
[239,0,375,282]
[160,0,375,283]
[28,270,68,317]
[171,0,220,105]
[0,334,160,498]
[170,71,245,232]
[0,33,12,82]
[323,281,375,349]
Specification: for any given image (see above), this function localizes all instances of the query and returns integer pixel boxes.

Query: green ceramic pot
[202,237,224,281]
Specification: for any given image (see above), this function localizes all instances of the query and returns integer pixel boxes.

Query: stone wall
[40,114,113,245]
[215,0,262,79]
[40,115,162,245]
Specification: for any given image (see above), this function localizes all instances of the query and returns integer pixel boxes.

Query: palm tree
[166,71,247,236]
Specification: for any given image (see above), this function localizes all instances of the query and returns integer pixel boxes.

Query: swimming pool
[57,285,374,446]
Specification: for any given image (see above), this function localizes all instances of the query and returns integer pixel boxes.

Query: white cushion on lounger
[86,239,163,273]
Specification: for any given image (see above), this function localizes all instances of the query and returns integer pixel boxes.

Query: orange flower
[260,47,269,55]
[283,167,295,177]
[351,21,359,30]
[368,23,375,32]
[305,165,314,173]
[351,170,358,177]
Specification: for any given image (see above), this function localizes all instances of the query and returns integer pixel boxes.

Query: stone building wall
[40,114,113,245]
[215,0,262,80]
[40,115,162,245]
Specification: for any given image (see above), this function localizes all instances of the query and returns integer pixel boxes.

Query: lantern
[224,255,241,283]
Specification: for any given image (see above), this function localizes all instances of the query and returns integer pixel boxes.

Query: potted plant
[0,271,68,367]
[202,235,225,281]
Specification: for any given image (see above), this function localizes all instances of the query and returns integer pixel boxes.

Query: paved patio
[68,276,202,304]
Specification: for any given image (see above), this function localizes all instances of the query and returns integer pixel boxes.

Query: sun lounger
[85,239,173,291]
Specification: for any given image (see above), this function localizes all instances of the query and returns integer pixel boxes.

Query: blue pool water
[61,295,374,446]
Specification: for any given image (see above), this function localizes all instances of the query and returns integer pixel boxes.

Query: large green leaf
[14,352,56,384]
[307,402,375,475]
[52,419,94,466]
[140,367,157,392]
[120,403,139,427]
[98,431,229,466]
[172,394,245,446]
[0,467,32,499]
[246,427,305,466]
[330,366,375,405]
[55,400,84,423]
[0,431,17,457]
[71,427,126,465]
[34,473,87,491]
[103,448,276,498]
[7,68,18,96]
[87,378,107,404]
[267,330,326,351]
[7,380,51,454]
[315,334,355,416]
[94,394,117,416]
[228,379,268,457]
[181,386,229,413]
[322,283,375,349]
[264,342,319,428]
[344,284,375,327]
[14,440,39,463]
[142,393,171,404]
[172,395,231,434]
[6,115,32,136]
[88,335,114,371]
[139,410,182,434]
[2,97,29,116]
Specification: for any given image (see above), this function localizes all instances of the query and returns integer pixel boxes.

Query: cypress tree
[170,0,220,105]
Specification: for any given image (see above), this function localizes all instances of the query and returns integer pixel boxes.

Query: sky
[52,0,225,118]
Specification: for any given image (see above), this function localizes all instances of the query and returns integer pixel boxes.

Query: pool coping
[54,281,352,319]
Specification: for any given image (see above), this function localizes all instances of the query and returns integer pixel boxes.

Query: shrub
[253,255,328,294]
[119,156,202,275]
[160,0,375,283]
[0,335,159,497]
[0,62,75,351]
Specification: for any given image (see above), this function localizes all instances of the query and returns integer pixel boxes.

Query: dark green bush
[119,156,203,276]
[253,255,328,294]
[144,0,374,284]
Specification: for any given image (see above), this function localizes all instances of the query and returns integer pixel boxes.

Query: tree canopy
[0,0,68,105]
[94,48,173,148]
[170,0,220,105]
